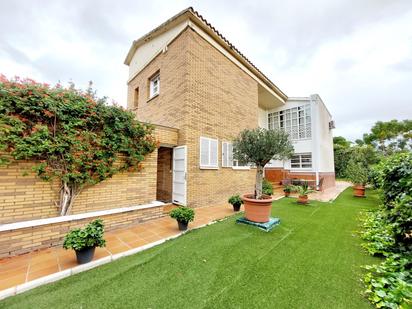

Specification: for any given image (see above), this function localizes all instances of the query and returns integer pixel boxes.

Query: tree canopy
[363,120,412,154]
[233,128,294,199]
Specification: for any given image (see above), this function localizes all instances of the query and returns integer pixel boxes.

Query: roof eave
[124,7,288,102]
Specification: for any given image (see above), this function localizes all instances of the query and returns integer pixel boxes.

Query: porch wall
[0,205,164,258]
[0,124,180,257]
[0,152,158,224]
[265,168,335,190]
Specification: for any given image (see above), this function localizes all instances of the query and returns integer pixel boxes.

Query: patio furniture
[291,179,316,189]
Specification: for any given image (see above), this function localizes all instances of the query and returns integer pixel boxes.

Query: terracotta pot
[284,191,290,197]
[297,195,309,204]
[353,185,366,197]
[242,194,274,223]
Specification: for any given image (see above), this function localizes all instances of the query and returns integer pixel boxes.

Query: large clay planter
[297,195,309,204]
[284,191,290,197]
[242,194,274,223]
[353,185,366,197]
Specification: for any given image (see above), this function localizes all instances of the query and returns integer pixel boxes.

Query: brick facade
[0,152,157,224]
[0,125,177,257]
[128,28,257,208]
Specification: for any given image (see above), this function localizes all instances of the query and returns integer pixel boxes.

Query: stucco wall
[313,95,335,173]
[128,21,188,80]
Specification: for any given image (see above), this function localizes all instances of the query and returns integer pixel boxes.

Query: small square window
[149,73,160,99]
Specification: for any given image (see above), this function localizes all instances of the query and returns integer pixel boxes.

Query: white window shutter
[210,139,218,167]
[222,142,228,167]
[200,137,209,167]
[228,143,233,167]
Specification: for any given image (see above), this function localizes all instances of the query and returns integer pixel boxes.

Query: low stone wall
[0,204,165,258]
[265,168,336,190]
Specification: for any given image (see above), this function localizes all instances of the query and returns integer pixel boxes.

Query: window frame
[290,153,312,170]
[132,87,139,109]
[222,141,250,170]
[149,72,160,99]
[268,104,312,140]
[199,137,219,170]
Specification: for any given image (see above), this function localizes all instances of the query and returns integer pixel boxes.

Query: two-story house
[124,7,335,208]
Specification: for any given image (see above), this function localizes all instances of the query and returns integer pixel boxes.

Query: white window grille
[268,104,311,140]
[291,153,312,169]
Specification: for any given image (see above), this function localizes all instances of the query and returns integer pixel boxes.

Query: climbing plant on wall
[0,75,156,215]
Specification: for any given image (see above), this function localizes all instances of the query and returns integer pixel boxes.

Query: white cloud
[0,0,411,140]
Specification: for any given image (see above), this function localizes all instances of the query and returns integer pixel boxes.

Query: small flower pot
[177,220,189,231]
[75,246,96,264]
[232,203,241,212]
[242,194,275,223]
[284,191,290,197]
[297,195,309,204]
[353,185,366,197]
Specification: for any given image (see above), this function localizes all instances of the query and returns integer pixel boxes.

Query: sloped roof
[124,7,287,101]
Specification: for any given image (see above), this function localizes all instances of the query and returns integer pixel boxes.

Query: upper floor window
[291,153,312,169]
[268,104,311,140]
[133,87,139,109]
[149,72,160,98]
[200,137,218,169]
[222,141,249,169]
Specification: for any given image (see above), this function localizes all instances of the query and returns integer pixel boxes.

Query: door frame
[172,145,187,205]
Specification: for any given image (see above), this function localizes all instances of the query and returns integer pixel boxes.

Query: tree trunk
[59,181,78,216]
[255,165,264,199]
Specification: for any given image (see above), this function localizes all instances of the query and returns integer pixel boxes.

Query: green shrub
[293,182,315,196]
[374,153,412,206]
[360,152,412,308]
[360,210,396,256]
[262,179,273,195]
[346,159,369,185]
[375,153,412,250]
[228,194,243,206]
[63,219,106,251]
[170,206,195,223]
[283,185,293,193]
[363,254,412,309]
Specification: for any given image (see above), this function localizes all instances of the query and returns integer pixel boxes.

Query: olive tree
[233,128,294,199]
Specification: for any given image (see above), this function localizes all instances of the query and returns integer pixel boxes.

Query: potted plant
[228,194,243,212]
[283,185,293,197]
[262,179,273,196]
[233,128,294,223]
[294,182,315,204]
[346,159,368,197]
[170,206,195,230]
[63,219,106,264]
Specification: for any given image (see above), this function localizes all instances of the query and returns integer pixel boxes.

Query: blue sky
[1,0,411,140]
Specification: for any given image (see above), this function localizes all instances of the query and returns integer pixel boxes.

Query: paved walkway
[0,205,241,292]
[0,181,349,296]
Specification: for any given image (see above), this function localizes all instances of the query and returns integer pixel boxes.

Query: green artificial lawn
[1,188,382,309]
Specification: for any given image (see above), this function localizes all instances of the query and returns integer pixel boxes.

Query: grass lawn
[0,188,382,309]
